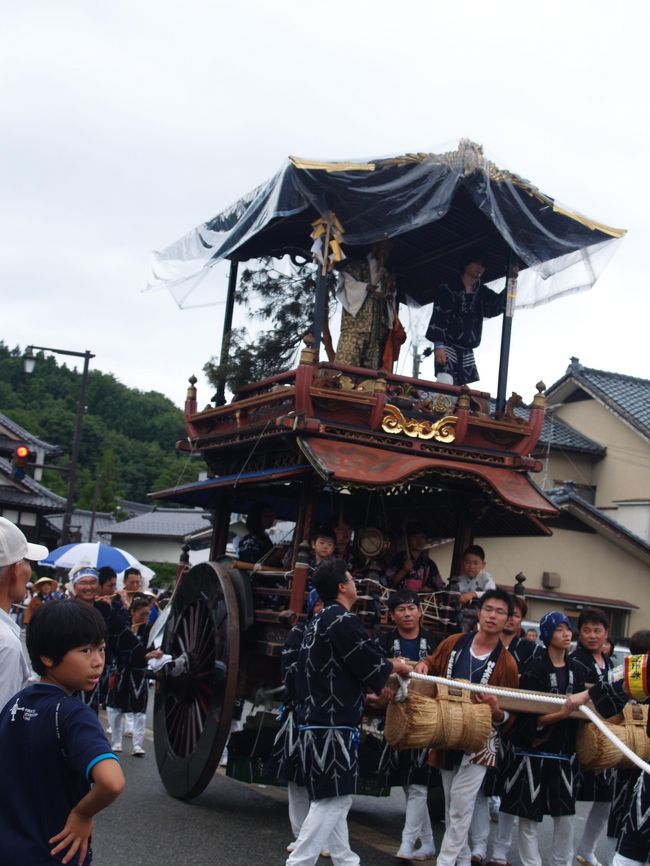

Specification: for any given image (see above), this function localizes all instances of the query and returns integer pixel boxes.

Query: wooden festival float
[147,141,626,799]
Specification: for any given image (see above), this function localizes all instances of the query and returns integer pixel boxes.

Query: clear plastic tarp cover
[147,140,624,310]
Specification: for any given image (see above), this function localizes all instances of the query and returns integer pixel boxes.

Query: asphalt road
[91,707,611,866]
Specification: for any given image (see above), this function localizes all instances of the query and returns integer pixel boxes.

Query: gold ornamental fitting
[381,404,457,443]
[186,375,197,401]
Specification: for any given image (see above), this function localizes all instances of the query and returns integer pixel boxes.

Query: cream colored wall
[109,535,182,564]
[554,399,650,508]
[431,528,648,638]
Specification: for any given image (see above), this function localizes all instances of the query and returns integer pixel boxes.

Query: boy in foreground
[0,601,125,865]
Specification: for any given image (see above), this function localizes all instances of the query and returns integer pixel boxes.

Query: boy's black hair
[312,559,349,602]
[98,566,117,585]
[310,525,336,544]
[26,600,107,675]
[577,606,609,632]
[245,502,273,534]
[123,567,142,580]
[478,589,514,617]
[459,247,486,271]
[405,522,428,537]
[388,589,421,611]
[463,544,485,561]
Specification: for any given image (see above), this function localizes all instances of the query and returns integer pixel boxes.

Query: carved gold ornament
[381,404,457,442]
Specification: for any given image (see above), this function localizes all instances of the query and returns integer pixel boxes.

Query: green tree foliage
[0,343,198,507]
[203,259,322,395]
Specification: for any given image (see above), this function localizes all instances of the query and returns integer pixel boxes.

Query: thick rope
[406,672,650,776]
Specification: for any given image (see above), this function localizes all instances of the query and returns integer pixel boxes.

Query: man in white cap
[0,517,48,711]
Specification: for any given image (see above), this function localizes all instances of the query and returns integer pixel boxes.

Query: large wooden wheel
[154,561,240,800]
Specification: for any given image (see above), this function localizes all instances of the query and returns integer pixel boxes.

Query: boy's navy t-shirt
[0,682,118,865]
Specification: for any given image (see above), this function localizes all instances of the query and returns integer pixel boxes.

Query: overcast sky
[3,1,648,413]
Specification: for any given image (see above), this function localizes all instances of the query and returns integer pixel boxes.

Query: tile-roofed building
[99,508,212,564]
[540,358,650,525]
[0,455,66,547]
[429,360,650,639]
[119,498,155,518]
[0,456,66,513]
[46,509,117,544]
[547,357,650,441]
[0,411,63,458]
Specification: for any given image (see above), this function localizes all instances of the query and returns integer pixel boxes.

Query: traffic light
[11,444,31,480]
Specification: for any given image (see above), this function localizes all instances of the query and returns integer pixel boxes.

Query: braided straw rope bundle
[576,702,650,772]
[384,681,492,753]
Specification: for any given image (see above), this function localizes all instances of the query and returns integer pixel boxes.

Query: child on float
[0,601,125,865]
[385,522,443,592]
[498,611,586,866]
[308,526,336,570]
[454,545,496,607]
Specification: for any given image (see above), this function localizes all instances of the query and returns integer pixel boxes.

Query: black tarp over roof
[151,141,625,305]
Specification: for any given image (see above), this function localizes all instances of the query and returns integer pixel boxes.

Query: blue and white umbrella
[40,542,154,588]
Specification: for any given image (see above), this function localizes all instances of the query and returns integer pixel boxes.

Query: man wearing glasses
[415,589,519,866]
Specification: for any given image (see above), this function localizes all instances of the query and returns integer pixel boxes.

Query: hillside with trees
[0,343,199,511]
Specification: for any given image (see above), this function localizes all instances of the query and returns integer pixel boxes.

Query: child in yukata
[386,522,443,593]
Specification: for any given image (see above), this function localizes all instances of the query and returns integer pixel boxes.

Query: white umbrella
[40,542,154,588]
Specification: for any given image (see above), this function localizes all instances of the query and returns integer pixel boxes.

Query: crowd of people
[3,511,650,866]
[273,557,650,866]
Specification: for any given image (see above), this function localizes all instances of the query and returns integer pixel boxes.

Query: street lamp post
[23,345,95,546]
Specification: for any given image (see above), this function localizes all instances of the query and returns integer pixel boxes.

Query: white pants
[612,855,645,866]
[402,784,435,848]
[518,815,574,866]
[470,792,490,859]
[108,708,146,750]
[288,782,310,839]
[286,795,359,866]
[576,800,610,862]
[490,811,516,863]
[437,758,487,866]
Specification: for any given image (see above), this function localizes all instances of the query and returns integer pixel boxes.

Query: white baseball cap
[0,516,49,567]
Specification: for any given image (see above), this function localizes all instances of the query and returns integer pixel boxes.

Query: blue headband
[71,567,99,585]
